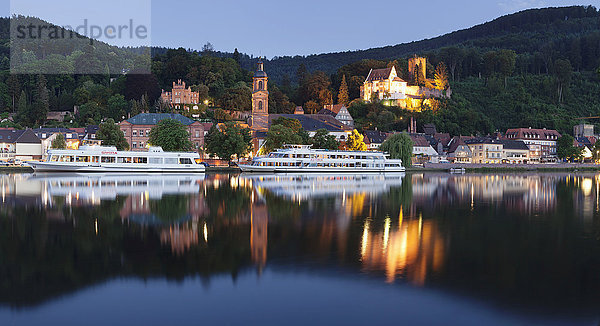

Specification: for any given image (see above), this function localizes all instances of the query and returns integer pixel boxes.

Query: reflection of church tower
[250,196,268,273]
[251,59,269,132]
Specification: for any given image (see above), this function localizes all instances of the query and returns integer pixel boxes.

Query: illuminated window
[258,101,263,111]
[259,80,263,90]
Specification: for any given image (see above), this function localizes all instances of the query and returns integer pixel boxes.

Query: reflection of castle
[360,213,445,284]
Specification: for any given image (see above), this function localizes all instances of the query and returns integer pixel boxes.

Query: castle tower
[251,59,269,132]
[408,55,427,83]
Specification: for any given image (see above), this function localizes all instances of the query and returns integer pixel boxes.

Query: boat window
[117,157,132,163]
[91,156,99,163]
[149,157,162,164]
[49,155,59,162]
[76,156,90,162]
[179,158,192,165]
[134,157,148,164]
[164,158,178,165]
[101,157,116,163]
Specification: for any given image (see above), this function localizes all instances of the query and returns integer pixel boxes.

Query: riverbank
[421,162,600,172]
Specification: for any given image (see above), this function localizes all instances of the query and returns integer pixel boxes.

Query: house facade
[360,66,407,102]
[119,113,208,151]
[505,128,561,161]
[466,138,503,164]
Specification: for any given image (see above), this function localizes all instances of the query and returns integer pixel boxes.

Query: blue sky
[5,0,600,57]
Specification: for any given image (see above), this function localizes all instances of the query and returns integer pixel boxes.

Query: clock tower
[251,59,269,132]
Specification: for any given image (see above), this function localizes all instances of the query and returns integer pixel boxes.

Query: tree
[553,59,572,104]
[346,129,367,151]
[204,122,252,162]
[434,62,449,90]
[96,118,129,150]
[497,49,516,88]
[380,133,413,167]
[148,119,193,152]
[51,133,66,149]
[556,135,581,161]
[271,117,303,133]
[262,124,303,153]
[338,75,349,105]
[16,91,29,126]
[107,94,129,120]
[311,129,339,150]
[31,74,49,126]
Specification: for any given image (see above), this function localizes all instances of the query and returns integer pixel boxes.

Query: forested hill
[258,5,600,82]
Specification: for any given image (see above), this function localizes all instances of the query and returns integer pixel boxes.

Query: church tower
[251,59,269,132]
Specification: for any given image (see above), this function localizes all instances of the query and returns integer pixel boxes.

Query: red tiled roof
[505,128,561,141]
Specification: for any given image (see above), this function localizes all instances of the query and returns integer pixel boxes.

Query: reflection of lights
[95,219,98,235]
[203,222,208,243]
[582,178,593,196]
[383,217,390,251]
[360,219,370,259]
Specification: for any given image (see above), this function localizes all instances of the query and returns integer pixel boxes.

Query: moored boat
[27,145,205,173]
[239,145,405,173]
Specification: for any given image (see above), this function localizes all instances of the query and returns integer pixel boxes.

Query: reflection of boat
[449,168,465,174]
[240,173,405,199]
[239,145,405,173]
[28,146,205,173]
[29,173,206,201]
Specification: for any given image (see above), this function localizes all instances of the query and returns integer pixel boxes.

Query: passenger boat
[27,145,205,173]
[239,145,405,173]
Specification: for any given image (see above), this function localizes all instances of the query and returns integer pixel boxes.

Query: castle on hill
[360,56,451,109]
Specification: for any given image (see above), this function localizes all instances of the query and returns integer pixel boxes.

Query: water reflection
[2,172,600,323]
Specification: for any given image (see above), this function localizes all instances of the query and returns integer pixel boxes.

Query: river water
[1,172,600,325]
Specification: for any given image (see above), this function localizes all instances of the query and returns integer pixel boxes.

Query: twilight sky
[6,0,600,57]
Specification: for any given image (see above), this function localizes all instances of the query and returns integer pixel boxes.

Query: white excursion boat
[239,145,405,173]
[27,145,205,173]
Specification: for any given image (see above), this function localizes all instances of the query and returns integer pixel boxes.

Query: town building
[466,138,503,164]
[410,134,439,164]
[33,128,81,157]
[119,113,209,151]
[160,80,200,109]
[574,124,594,138]
[447,136,474,163]
[0,129,42,161]
[505,128,561,162]
[363,130,389,150]
[318,104,354,128]
[500,140,530,164]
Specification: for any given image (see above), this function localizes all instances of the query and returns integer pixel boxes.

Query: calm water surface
[1,172,600,325]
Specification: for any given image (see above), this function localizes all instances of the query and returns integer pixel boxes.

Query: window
[149,157,162,164]
[164,157,178,165]
[133,130,137,136]
[146,130,150,137]
[258,101,263,111]
[117,157,132,163]
[133,157,147,163]
[101,156,116,163]
[132,142,137,148]
[195,131,199,137]
[179,158,192,164]
[259,80,264,90]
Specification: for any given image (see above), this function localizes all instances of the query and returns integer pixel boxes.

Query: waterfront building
[33,127,81,157]
[466,138,503,164]
[160,80,200,109]
[119,113,209,151]
[505,128,561,162]
[500,139,530,164]
[0,129,42,161]
[447,136,473,163]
